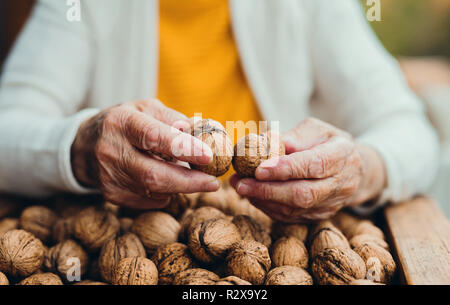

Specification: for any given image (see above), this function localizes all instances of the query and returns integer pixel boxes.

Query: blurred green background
[361,0,450,58]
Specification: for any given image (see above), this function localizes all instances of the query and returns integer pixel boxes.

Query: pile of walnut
[0,185,396,285]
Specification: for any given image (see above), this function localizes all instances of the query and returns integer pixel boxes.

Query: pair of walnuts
[189,119,285,177]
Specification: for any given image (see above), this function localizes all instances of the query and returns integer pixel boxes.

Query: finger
[124,111,213,165]
[129,99,190,128]
[103,187,171,210]
[235,177,338,208]
[256,136,354,180]
[248,198,309,223]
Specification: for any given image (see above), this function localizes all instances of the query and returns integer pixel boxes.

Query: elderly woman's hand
[71,99,219,209]
[230,118,386,222]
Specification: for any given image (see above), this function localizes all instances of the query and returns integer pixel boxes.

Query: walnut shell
[232,215,271,248]
[233,133,285,178]
[73,207,120,252]
[164,193,196,218]
[131,211,180,253]
[309,221,350,258]
[52,216,75,243]
[44,239,89,280]
[271,237,308,269]
[216,276,251,285]
[349,234,389,251]
[0,229,45,277]
[0,271,9,285]
[188,218,241,264]
[353,242,396,284]
[19,205,58,243]
[345,220,385,240]
[19,272,63,285]
[0,218,19,239]
[151,243,196,285]
[265,266,313,285]
[311,247,366,285]
[179,207,226,242]
[226,240,271,285]
[349,279,384,285]
[190,119,233,177]
[227,197,273,228]
[197,186,240,214]
[272,222,308,243]
[112,257,158,285]
[103,201,120,216]
[173,268,219,285]
[98,233,146,283]
[331,212,360,235]
[74,280,108,285]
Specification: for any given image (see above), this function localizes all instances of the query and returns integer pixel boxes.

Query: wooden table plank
[384,197,450,284]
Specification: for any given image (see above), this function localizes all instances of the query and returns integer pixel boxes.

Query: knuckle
[259,185,273,200]
[293,184,314,208]
[309,153,326,178]
[142,122,162,150]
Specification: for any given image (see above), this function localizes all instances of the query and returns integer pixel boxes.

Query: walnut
[19,272,63,285]
[197,186,240,214]
[98,233,146,283]
[272,222,308,243]
[164,193,196,218]
[349,279,384,285]
[216,276,251,285]
[44,239,89,280]
[119,217,134,234]
[188,218,241,264]
[103,201,120,216]
[309,221,350,258]
[179,207,226,242]
[0,229,45,277]
[227,197,273,228]
[190,119,233,176]
[0,218,19,239]
[131,211,180,253]
[19,205,58,243]
[233,133,285,178]
[173,268,219,285]
[74,280,108,285]
[151,243,196,285]
[226,240,271,285]
[73,206,120,252]
[345,220,385,240]
[265,266,313,285]
[52,216,75,243]
[331,212,360,235]
[232,215,271,248]
[271,237,308,269]
[0,271,9,285]
[311,247,366,285]
[112,257,158,285]
[349,234,389,251]
[353,242,396,284]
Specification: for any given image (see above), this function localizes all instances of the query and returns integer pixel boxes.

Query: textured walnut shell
[131,211,180,253]
[112,257,158,285]
[19,272,63,285]
[52,216,75,243]
[353,242,396,284]
[349,234,389,251]
[151,242,196,285]
[272,222,308,243]
[179,207,226,242]
[233,133,285,178]
[173,268,219,285]
[0,229,45,277]
[98,233,146,283]
[271,237,309,269]
[190,119,233,176]
[188,218,241,264]
[311,247,366,285]
[103,202,120,216]
[0,218,19,239]
[226,240,271,285]
[345,220,385,240]
[44,239,89,280]
[196,186,240,214]
[309,221,350,258]
[119,217,134,234]
[331,212,360,235]
[0,271,9,285]
[74,280,108,285]
[349,279,384,285]
[265,266,313,285]
[216,276,251,285]
[164,193,195,218]
[19,206,58,243]
[227,197,273,228]
[73,207,120,252]
[232,215,271,248]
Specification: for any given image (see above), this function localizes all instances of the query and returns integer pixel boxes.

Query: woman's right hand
[71,99,219,209]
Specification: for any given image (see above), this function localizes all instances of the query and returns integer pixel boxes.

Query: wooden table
[384,197,450,284]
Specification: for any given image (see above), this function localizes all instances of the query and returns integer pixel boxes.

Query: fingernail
[255,168,270,180]
[259,157,280,169]
[206,179,220,190]
[237,181,250,195]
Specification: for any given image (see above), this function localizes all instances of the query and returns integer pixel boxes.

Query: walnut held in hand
[173,268,219,285]
[0,229,45,278]
[44,239,89,280]
[233,133,285,178]
[190,119,233,177]
[353,242,396,284]
[112,257,158,285]
[271,237,308,269]
[19,272,63,285]
[232,215,271,248]
[226,240,271,285]
[98,233,146,283]
[20,206,57,243]
[265,266,313,285]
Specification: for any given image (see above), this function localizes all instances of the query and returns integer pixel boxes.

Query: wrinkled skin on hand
[230,118,386,222]
[71,99,220,209]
